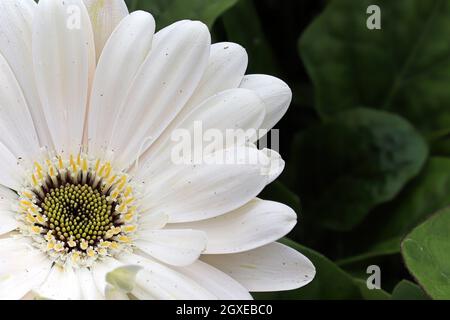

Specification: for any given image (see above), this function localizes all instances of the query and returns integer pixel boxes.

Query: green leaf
[402,207,450,299]
[368,157,450,243]
[300,0,450,134]
[332,157,450,263]
[391,280,430,300]
[291,108,428,231]
[126,0,239,29]
[222,0,279,74]
[337,237,401,267]
[254,239,362,299]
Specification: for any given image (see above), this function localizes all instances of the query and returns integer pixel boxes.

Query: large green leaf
[338,157,450,261]
[368,157,450,244]
[291,108,428,231]
[126,0,239,29]
[402,207,450,299]
[300,0,450,134]
[391,280,430,300]
[254,239,362,299]
[337,237,401,267]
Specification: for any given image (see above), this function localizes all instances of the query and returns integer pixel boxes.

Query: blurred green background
[126,0,450,300]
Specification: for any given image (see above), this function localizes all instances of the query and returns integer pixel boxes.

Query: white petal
[170,199,297,254]
[136,88,265,180]
[33,0,96,153]
[0,238,51,300]
[174,260,252,300]
[0,142,25,190]
[108,20,211,168]
[136,229,207,266]
[139,211,169,231]
[0,52,40,158]
[0,0,53,148]
[202,242,316,292]
[260,148,285,184]
[76,268,104,300]
[88,10,155,157]
[141,146,275,223]
[83,0,129,60]
[179,42,248,118]
[37,266,81,300]
[119,253,216,299]
[240,74,292,133]
[0,215,17,235]
[37,265,82,300]
[0,185,18,235]
[0,220,19,235]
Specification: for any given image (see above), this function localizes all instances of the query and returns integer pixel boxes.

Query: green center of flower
[19,154,138,266]
[41,183,117,249]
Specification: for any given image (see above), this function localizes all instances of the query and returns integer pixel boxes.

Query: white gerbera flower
[0,0,315,300]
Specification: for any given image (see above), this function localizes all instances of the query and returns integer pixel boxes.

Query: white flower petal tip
[107,19,211,168]
[260,148,285,184]
[171,199,297,254]
[240,74,293,133]
[88,10,155,156]
[203,242,316,292]
[184,42,248,113]
[83,0,129,60]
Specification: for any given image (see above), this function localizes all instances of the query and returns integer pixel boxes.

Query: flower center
[18,153,138,266]
[41,183,116,249]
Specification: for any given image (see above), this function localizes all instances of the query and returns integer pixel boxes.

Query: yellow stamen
[32,174,38,187]
[58,156,64,170]
[95,159,100,173]
[68,238,77,248]
[47,241,55,250]
[80,239,89,250]
[82,158,88,172]
[72,251,80,263]
[110,242,119,250]
[22,191,33,199]
[34,161,43,172]
[122,225,136,233]
[87,247,95,257]
[100,241,111,248]
[118,235,131,243]
[54,242,64,252]
[26,213,36,224]
[124,213,134,222]
[31,225,42,234]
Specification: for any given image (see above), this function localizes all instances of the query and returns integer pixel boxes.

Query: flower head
[0,0,314,299]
